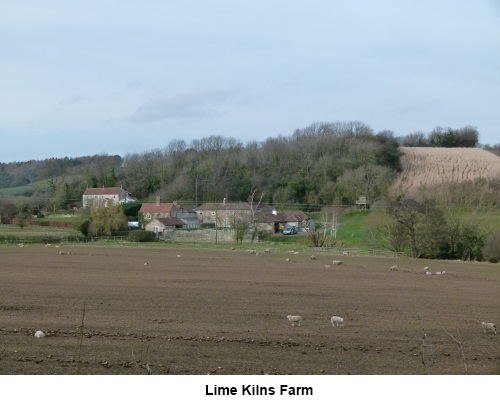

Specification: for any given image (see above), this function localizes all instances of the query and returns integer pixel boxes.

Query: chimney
[156,196,161,206]
[272,208,278,216]
[223,197,226,205]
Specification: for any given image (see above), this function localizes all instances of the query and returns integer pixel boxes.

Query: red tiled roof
[139,203,176,214]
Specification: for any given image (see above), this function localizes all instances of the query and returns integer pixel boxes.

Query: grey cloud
[128,90,240,123]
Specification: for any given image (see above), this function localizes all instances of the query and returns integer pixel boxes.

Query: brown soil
[393,147,500,192]
[0,245,499,375]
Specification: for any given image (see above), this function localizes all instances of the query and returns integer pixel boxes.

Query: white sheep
[423,266,430,271]
[176,254,181,258]
[264,248,271,253]
[332,260,343,265]
[144,262,148,266]
[286,258,290,262]
[287,315,303,326]
[249,250,257,254]
[331,315,344,327]
[435,271,442,275]
[342,251,349,256]
[390,265,398,271]
[34,330,45,338]
[481,322,497,334]
[310,255,316,260]
[425,271,432,275]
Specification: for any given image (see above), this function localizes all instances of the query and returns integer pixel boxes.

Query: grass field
[0,181,48,197]
[0,244,498,375]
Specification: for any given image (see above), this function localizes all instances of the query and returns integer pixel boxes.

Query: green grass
[445,208,500,233]
[31,216,85,223]
[0,181,48,197]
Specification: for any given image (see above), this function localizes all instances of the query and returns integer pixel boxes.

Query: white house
[82,187,136,208]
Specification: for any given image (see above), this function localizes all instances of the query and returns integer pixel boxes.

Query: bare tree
[249,189,265,241]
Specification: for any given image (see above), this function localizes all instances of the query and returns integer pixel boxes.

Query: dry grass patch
[393,147,500,192]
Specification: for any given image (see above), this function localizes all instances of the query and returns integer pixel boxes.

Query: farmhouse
[140,197,200,228]
[196,200,252,228]
[82,186,136,208]
[139,196,181,220]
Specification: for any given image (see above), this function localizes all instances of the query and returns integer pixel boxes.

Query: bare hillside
[393,147,500,192]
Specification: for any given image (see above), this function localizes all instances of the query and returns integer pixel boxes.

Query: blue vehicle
[282,225,297,235]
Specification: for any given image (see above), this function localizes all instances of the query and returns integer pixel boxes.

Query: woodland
[1,121,495,210]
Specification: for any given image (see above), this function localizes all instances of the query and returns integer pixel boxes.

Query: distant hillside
[393,147,500,192]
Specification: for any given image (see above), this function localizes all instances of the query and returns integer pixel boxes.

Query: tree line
[0,122,497,213]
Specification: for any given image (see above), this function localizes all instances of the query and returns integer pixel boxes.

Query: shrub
[128,230,157,242]
[483,230,500,263]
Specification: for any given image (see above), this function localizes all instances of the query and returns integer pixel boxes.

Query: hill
[392,147,500,193]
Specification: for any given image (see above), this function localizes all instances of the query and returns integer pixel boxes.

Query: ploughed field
[0,245,499,375]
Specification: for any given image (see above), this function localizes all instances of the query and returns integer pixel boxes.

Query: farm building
[256,208,287,233]
[196,200,252,228]
[82,186,136,208]
[140,197,200,228]
[139,196,182,220]
[281,210,309,231]
[145,217,187,235]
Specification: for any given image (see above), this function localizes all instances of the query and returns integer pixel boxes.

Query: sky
[1,0,499,163]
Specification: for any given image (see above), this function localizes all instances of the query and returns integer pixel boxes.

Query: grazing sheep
[331,315,344,327]
[425,271,432,275]
[285,258,290,262]
[481,322,497,334]
[441,271,446,275]
[390,265,398,271]
[287,315,303,326]
[293,251,299,255]
[310,255,316,260]
[423,266,430,271]
[249,250,257,254]
[332,260,343,265]
[342,251,349,256]
[34,331,45,338]
[144,262,148,266]
[264,248,271,253]
[435,271,442,275]
[176,254,181,258]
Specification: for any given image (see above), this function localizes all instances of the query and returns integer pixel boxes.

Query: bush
[128,230,157,242]
[483,230,500,263]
